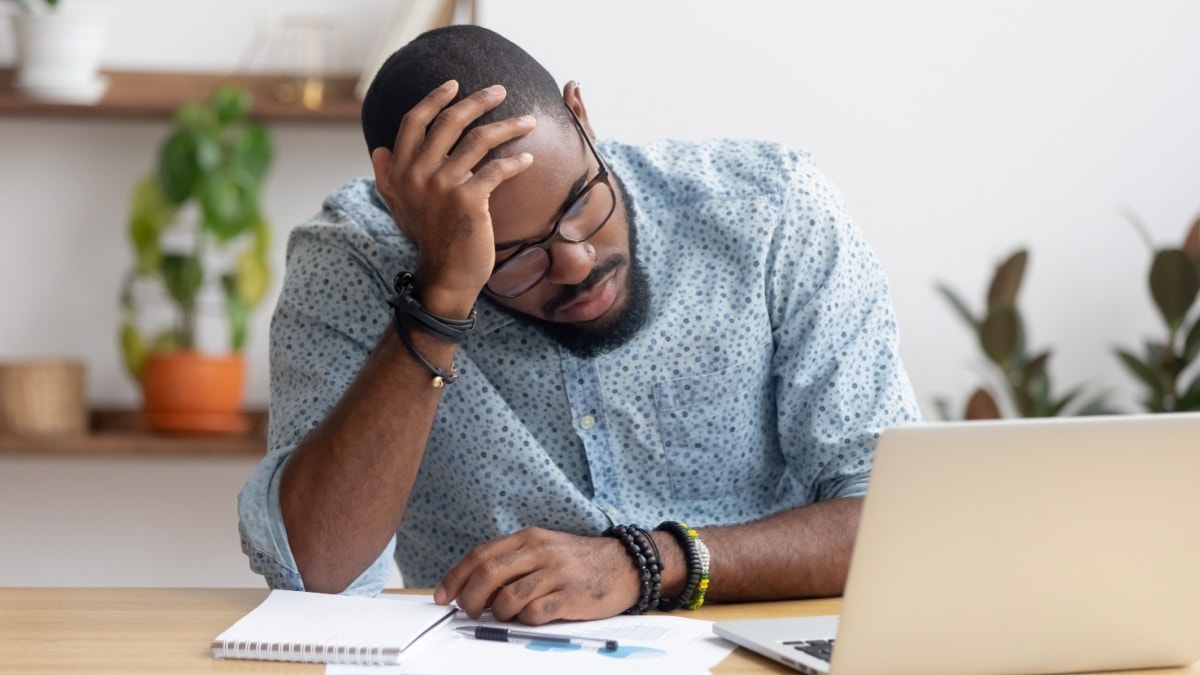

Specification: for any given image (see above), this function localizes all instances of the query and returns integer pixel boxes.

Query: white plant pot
[11,8,111,104]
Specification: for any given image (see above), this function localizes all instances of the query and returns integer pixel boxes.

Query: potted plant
[934,249,1112,419]
[119,85,272,434]
[1115,211,1200,412]
[5,0,111,104]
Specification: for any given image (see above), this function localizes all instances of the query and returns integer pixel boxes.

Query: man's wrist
[651,530,688,599]
[411,271,484,320]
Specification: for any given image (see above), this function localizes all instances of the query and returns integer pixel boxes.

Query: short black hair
[361,25,571,155]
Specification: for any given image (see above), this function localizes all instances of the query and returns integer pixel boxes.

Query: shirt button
[579,414,596,430]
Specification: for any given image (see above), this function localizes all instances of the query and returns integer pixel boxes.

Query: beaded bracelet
[654,521,702,611]
[603,524,663,615]
[685,535,711,610]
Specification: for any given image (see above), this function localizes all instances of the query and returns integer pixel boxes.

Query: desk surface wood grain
[0,587,1192,674]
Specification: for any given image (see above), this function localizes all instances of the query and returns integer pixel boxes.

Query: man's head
[362,26,650,358]
[362,25,571,157]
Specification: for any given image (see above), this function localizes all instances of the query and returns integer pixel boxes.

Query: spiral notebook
[212,589,457,666]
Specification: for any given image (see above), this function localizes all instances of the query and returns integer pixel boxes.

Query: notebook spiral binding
[214,639,402,665]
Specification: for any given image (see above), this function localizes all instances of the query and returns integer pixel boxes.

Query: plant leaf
[173,101,215,133]
[160,254,204,308]
[1120,206,1157,252]
[212,85,252,125]
[223,274,249,351]
[1022,351,1050,386]
[1027,369,1053,415]
[1115,348,1161,392]
[987,249,1027,309]
[1176,370,1200,411]
[964,388,1002,419]
[1185,318,1200,364]
[933,397,953,421]
[1183,213,1200,262]
[158,128,221,203]
[1048,385,1081,417]
[1074,394,1115,416]
[119,321,145,381]
[234,247,271,307]
[979,305,1021,366]
[128,176,175,276]
[231,122,272,182]
[200,168,258,242]
[1149,248,1200,331]
[935,283,978,331]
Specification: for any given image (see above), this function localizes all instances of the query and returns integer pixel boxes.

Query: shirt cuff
[237,448,397,595]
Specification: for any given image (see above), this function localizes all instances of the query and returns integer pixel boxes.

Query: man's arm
[434,497,861,624]
[436,148,919,624]
[278,81,536,594]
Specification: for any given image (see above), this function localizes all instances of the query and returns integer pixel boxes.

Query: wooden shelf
[0,409,267,457]
[0,68,361,123]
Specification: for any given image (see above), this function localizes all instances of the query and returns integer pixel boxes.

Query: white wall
[2,1,1198,586]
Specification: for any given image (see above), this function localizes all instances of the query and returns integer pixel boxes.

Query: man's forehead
[489,120,584,203]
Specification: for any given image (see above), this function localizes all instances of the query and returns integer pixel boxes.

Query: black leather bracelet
[393,313,460,388]
[387,272,477,343]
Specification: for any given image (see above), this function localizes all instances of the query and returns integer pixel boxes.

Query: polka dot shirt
[237,139,922,594]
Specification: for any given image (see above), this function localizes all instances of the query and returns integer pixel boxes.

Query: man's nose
[543,239,595,287]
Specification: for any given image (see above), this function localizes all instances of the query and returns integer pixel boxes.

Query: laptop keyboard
[783,638,835,661]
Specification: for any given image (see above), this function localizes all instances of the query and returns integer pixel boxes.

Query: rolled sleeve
[236,214,401,596]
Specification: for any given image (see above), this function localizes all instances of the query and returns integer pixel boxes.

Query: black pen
[455,625,619,652]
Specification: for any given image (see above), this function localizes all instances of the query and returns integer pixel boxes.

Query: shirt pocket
[653,360,774,500]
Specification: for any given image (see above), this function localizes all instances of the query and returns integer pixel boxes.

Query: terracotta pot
[141,352,248,434]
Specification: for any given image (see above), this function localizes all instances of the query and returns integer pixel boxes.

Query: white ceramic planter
[11,8,110,104]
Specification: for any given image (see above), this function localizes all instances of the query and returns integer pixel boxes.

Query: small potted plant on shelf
[4,0,112,104]
[119,85,272,434]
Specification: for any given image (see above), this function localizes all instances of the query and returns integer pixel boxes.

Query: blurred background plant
[118,85,273,381]
[934,249,1112,420]
[1114,210,1200,412]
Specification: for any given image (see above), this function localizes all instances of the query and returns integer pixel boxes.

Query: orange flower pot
[141,351,248,434]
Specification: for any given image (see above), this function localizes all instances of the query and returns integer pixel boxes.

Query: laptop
[714,413,1200,675]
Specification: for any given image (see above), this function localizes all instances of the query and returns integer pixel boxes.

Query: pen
[455,625,619,652]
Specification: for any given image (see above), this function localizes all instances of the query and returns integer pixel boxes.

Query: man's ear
[370,147,393,204]
[562,80,597,140]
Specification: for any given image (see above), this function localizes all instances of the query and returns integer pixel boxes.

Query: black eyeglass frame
[484,106,617,298]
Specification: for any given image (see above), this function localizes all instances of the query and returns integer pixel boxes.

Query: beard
[503,172,652,359]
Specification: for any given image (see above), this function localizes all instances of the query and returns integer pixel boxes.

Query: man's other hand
[434,527,639,625]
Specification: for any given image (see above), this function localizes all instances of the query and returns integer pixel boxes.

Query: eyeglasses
[485,107,616,298]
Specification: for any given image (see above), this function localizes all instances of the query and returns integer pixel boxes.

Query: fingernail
[441,80,457,89]
[433,584,446,604]
[518,152,533,163]
[519,115,536,125]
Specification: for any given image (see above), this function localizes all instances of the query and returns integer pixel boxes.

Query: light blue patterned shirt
[238,139,921,594]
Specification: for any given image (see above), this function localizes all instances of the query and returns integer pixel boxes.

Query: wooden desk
[0,588,1192,674]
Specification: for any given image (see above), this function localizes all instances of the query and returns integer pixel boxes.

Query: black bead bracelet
[603,524,663,615]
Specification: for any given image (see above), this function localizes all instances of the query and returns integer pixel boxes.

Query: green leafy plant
[3,0,59,12]
[119,85,273,380]
[1114,211,1200,412]
[935,249,1112,420]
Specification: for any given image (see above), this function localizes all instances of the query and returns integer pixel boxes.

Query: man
[238,24,921,625]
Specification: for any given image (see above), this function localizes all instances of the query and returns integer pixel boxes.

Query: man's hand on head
[369,80,536,319]
[433,527,640,625]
